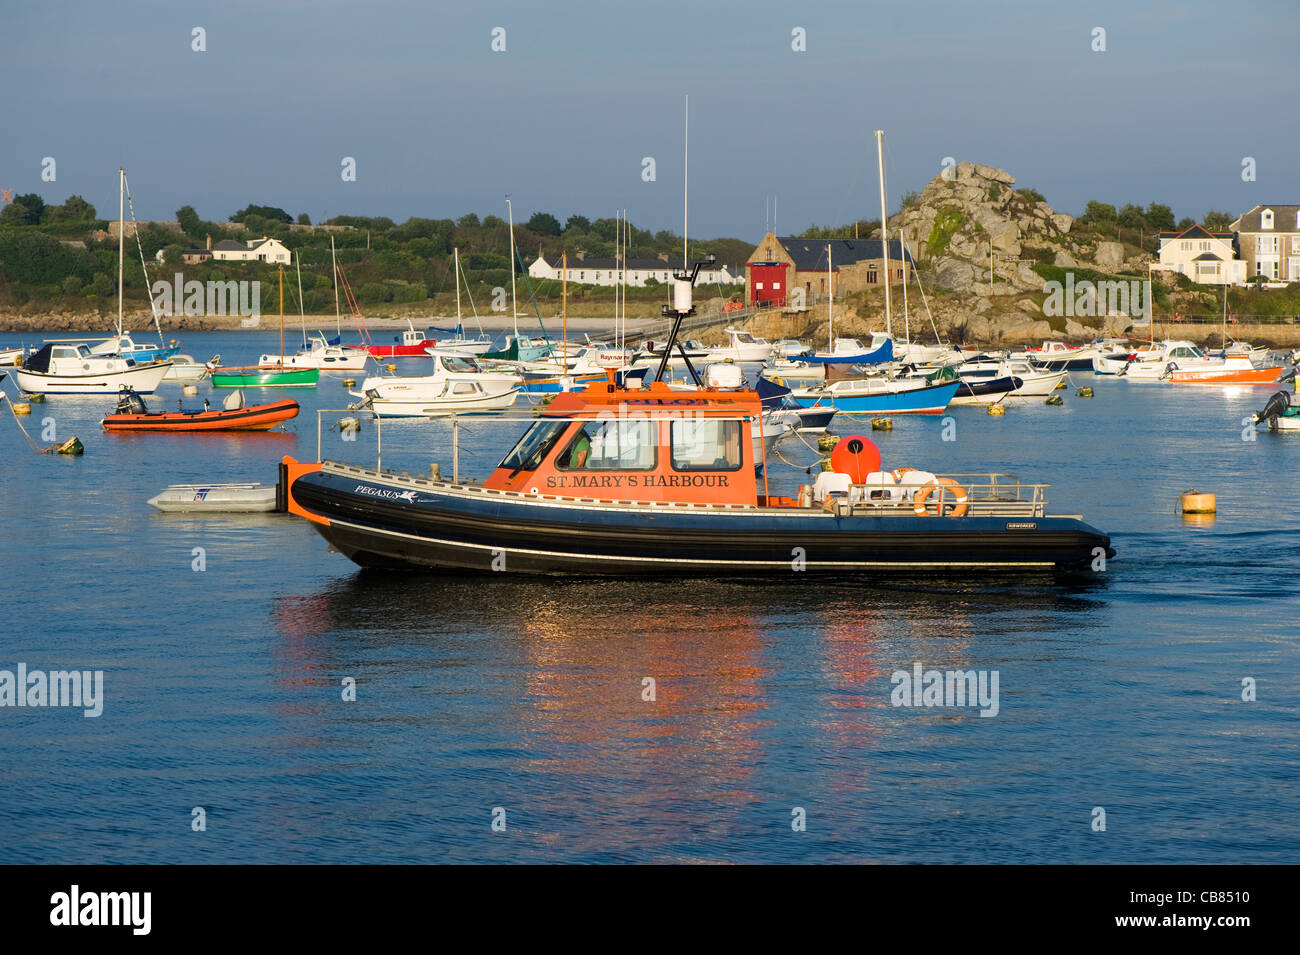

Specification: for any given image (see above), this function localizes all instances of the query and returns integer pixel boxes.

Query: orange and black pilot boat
[279,258,1113,575]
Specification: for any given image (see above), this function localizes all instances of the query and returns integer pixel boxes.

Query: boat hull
[792,380,960,414]
[347,344,432,357]
[287,462,1113,574]
[13,361,172,395]
[1169,367,1283,385]
[103,399,299,432]
[211,367,320,388]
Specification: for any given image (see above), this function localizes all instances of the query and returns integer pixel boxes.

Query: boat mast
[117,168,125,340]
[876,130,891,338]
[506,197,518,340]
[827,243,834,350]
[331,236,341,339]
[562,250,568,365]
[296,253,306,349]
[454,246,462,331]
[278,265,285,367]
[683,95,689,272]
[901,227,910,350]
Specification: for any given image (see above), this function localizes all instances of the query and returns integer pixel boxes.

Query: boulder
[1095,241,1125,271]
[1054,250,1078,267]
[1050,213,1074,234]
[933,257,976,292]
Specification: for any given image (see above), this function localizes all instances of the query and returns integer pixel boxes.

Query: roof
[1192,252,1222,261]
[182,248,212,255]
[1157,224,1232,241]
[539,255,723,272]
[774,237,915,270]
[212,239,246,250]
[1231,205,1300,232]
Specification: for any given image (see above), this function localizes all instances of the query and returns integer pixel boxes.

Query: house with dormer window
[1231,205,1300,282]
[1153,224,1245,285]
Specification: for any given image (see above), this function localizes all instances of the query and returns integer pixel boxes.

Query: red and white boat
[346,322,437,358]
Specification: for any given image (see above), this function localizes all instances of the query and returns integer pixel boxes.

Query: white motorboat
[1252,391,1300,430]
[703,327,774,363]
[162,353,220,381]
[957,356,1068,398]
[87,332,179,363]
[350,353,521,416]
[1,346,28,366]
[1016,340,1104,370]
[14,342,172,394]
[260,334,370,371]
[1120,340,1221,381]
[772,339,810,358]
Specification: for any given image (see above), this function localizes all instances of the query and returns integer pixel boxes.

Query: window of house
[1259,236,1279,254]
[1181,241,1191,250]
[1262,209,1274,229]
[557,419,657,470]
[773,282,781,290]
[756,282,764,290]
[670,419,744,472]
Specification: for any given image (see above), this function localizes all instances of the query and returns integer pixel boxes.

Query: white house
[211,236,293,265]
[528,253,742,287]
[1152,225,1245,286]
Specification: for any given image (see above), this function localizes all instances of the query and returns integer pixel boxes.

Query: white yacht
[350,353,522,416]
[260,334,370,371]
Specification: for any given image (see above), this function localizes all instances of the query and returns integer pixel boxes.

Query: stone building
[744,233,915,308]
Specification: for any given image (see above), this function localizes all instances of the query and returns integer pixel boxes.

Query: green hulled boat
[211,266,320,388]
[211,366,319,388]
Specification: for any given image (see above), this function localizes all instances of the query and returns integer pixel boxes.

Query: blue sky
[2,0,1295,240]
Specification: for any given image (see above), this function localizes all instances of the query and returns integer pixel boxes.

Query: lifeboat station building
[745,234,915,308]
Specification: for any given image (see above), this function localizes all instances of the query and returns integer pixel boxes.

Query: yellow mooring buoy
[1179,489,1216,514]
[871,418,892,431]
[1077,387,1094,398]
[342,378,356,387]
[12,402,31,415]
[385,363,397,372]
[987,404,1006,416]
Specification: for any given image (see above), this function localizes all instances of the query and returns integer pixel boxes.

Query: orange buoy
[829,434,881,483]
[1179,490,1216,514]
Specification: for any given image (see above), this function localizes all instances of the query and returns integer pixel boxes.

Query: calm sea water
[2,330,1297,864]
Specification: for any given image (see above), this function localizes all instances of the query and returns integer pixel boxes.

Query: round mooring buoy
[1055,380,1068,390]
[385,363,397,372]
[871,418,892,431]
[1077,387,1094,398]
[1045,394,1064,406]
[1179,489,1216,514]
[829,434,881,483]
[342,378,356,387]
[12,402,31,415]
[183,384,198,396]
[816,433,840,453]
[987,404,1006,416]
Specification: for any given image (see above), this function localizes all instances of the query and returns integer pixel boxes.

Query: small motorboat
[162,353,220,381]
[1252,391,1300,430]
[15,342,172,395]
[346,321,437,358]
[147,482,279,512]
[102,388,299,432]
[757,376,837,432]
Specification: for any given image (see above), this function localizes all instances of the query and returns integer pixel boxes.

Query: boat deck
[317,461,1061,519]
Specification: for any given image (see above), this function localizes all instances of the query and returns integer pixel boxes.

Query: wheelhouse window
[556,419,656,470]
[498,420,569,473]
[670,418,744,472]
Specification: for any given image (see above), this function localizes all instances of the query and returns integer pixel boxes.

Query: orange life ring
[912,477,969,517]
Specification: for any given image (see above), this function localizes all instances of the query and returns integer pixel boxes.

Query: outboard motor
[1252,391,1293,426]
[115,386,147,415]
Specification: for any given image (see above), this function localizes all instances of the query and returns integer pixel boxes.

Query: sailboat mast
[506,197,518,339]
[117,168,125,339]
[876,130,891,337]
[454,247,462,329]
[279,265,285,363]
[331,236,340,338]
[296,254,306,348]
[901,228,910,349]
[828,243,834,350]
[562,250,568,364]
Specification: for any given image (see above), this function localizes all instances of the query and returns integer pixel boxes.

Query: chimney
[206,234,211,250]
